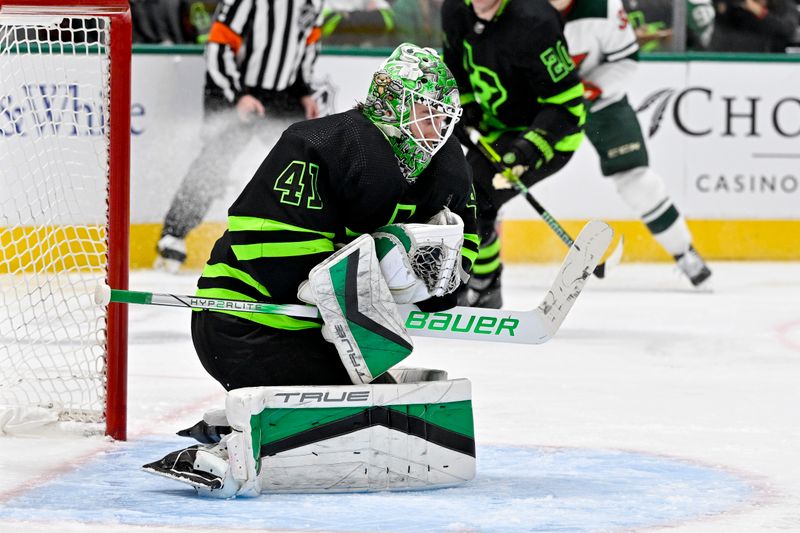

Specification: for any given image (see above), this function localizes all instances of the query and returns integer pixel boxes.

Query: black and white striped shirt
[206,0,323,103]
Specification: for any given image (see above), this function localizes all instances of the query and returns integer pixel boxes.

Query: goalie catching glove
[298,209,466,384]
[373,207,467,304]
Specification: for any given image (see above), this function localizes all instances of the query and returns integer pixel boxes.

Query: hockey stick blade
[402,219,613,344]
[97,222,610,345]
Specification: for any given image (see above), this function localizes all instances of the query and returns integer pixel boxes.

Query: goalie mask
[363,43,462,182]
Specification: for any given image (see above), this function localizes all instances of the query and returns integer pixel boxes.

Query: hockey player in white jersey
[549,0,712,287]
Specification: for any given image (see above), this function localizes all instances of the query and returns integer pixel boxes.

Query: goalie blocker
[143,369,475,497]
[297,212,465,384]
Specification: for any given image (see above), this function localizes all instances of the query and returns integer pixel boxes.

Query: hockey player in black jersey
[142,45,482,495]
[189,43,478,390]
[442,0,587,308]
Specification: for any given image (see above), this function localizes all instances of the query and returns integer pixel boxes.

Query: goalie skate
[143,443,240,497]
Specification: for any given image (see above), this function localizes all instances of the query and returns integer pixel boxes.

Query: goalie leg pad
[298,234,413,384]
[226,375,475,494]
[148,371,472,497]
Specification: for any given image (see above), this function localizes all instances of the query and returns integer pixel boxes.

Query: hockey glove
[582,80,603,103]
[373,208,467,304]
[297,234,413,384]
[493,131,553,190]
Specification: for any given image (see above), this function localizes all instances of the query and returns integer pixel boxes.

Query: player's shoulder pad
[566,0,611,21]
[284,110,375,168]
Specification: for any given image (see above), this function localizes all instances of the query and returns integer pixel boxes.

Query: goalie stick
[96,221,613,345]
[465,128,623,278]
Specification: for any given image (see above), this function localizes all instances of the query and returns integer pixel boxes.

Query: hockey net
[0,0,130,439]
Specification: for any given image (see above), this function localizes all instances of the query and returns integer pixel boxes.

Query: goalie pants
[191,310,351,390]
[584,96,649,177]
[191,310,396,390]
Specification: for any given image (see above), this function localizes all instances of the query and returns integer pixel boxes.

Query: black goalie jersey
[441,0,586,144]
[196,109,479,330]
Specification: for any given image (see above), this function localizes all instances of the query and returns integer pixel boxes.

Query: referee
[155,0,324,272]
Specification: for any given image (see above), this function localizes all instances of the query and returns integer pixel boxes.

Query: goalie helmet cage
[0,0,130,440]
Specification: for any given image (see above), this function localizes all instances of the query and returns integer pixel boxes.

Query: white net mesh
[411,242,462,296]
[0,15,111,426]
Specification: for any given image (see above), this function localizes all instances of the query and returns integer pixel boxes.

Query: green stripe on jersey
[201,263,271,298]
[473,257,501,275]
[537,82,585,105]
[232,238,334,260]
[555,131,584,153]
[461,246,478,265]
[464,233,480,247]
[228,216,335,239]
[478,237,501,258]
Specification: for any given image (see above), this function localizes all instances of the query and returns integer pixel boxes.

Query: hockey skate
[457,270,502,309]
[143,441,241,497]
[675,246,712,287]
[142,444,224,490]
[153,235,186,273]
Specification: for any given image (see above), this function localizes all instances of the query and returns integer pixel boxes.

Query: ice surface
[1,261,799,532]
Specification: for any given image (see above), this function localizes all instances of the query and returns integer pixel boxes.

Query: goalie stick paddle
[96,221,612,345]
[465,128,623,278]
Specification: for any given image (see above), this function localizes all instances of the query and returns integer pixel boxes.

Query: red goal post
[0,0,130,440]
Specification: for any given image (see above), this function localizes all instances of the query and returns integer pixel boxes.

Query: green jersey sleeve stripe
[195,288,322,330]
[537,82,585,106]
[201,262,271,298]
[523,130,554,162]
[464,233,480,247]
[473,257,501,275]
[232,238,335,261]
[228,215,335,239]
[568,102,587,125]
[554,131,584,153]
[477,237,501,258]
[461,246,478,265]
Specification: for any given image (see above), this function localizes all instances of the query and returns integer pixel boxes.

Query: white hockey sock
[612,166,692,257]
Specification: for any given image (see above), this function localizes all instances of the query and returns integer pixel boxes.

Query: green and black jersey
[196,109,479,330]
[441,0,586,153]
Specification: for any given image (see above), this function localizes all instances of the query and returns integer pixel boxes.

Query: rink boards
[2,51,798,269]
